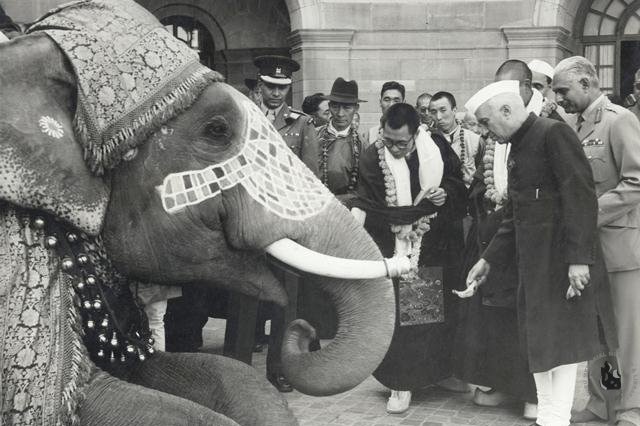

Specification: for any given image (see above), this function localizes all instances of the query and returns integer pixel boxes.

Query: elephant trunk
[279,202,396,396]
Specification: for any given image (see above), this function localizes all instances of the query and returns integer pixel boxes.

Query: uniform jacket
[579,95,640,272]
[272,103,320,177]
[483,114,617,373]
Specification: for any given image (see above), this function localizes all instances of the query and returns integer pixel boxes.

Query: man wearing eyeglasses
[351,103,468,414]
[415,93,436,131]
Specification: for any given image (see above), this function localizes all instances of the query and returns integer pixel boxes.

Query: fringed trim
[76,68,224,176]
[59,280,94,426]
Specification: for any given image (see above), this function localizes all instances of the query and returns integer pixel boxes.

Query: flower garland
[320,125,360,192]
[482,137,508,206]
[451,125,474,186]
[540,98,557,118]
[457,127,467,165]
[375,139,435,273]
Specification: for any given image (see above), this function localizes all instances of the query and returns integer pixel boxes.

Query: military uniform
[578,95,640,426]
[271,103,320,177]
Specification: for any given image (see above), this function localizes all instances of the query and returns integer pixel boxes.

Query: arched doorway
[161,15,215,68]
[576,0,640,97]
[135,0,292,95]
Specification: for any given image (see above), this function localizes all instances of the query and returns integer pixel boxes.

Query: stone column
[287,29,355,105]
[501,26,576,66]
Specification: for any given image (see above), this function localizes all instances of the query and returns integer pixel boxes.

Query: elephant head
[0,0,396,397]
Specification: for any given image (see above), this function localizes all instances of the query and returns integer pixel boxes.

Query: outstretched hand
[453,258,490,298]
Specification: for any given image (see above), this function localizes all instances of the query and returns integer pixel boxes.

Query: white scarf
[492,89,544,205]
[384,127,443,256]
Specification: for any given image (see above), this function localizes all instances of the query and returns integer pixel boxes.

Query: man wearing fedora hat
[254,55,319,176]
[314,77,366,202]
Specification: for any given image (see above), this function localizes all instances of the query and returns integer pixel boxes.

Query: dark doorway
[620,41,640,98]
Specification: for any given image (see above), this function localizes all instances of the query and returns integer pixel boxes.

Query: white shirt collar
[328,121,351,137]
[445,124,460,138]
[260,102,285,117]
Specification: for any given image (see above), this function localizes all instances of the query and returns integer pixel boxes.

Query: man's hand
[426,187,447,206]
[566,264,590,299]
[454,258,491,298]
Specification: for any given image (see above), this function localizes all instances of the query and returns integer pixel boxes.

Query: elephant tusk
[265,238,410,279]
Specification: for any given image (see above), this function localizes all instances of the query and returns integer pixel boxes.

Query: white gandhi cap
[528,59,555,79]
[464,80,520,115]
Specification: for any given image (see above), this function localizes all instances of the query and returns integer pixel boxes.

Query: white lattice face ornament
[158,100,332,220]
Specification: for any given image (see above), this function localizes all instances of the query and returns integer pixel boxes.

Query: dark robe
[351,132,467,390]
[482,114,617,373]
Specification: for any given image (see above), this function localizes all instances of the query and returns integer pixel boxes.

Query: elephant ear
[0,33,109,235]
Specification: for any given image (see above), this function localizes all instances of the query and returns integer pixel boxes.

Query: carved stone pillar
[287,29,355,104]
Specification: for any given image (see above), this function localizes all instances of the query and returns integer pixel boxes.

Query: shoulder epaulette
[288,108,307,120]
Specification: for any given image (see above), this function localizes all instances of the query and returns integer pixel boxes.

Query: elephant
[0,1,401,424]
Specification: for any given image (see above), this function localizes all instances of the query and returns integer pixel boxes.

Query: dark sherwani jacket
[482,113,618,373]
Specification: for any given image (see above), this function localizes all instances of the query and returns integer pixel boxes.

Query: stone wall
[289,0,574,129]
[2,0,580,128]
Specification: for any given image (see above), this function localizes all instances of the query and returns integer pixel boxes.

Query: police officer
[254,55,320,176]
[252,55,321,393]
[553,56,640,426]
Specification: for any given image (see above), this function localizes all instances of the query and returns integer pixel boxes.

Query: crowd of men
[235,54,640,426]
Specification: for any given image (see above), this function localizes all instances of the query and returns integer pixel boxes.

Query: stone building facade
[3,0,640,129]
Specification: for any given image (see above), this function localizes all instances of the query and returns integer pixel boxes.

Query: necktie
[576,115,584,133]
[265,109,275,123]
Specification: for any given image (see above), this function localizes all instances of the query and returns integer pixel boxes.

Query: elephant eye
[203,116,230,140]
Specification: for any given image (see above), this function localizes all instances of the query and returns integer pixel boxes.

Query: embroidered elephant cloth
[27,0,219,174]
[0,204,93,425]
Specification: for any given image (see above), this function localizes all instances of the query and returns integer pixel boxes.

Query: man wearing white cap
[458,80,618,426]
[528,59,555,99]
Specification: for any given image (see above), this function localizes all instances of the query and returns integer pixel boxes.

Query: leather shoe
[268,373,293,393]
[570,408,606,423]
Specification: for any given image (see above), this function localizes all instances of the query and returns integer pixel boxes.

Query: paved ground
[202,319,606,426]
